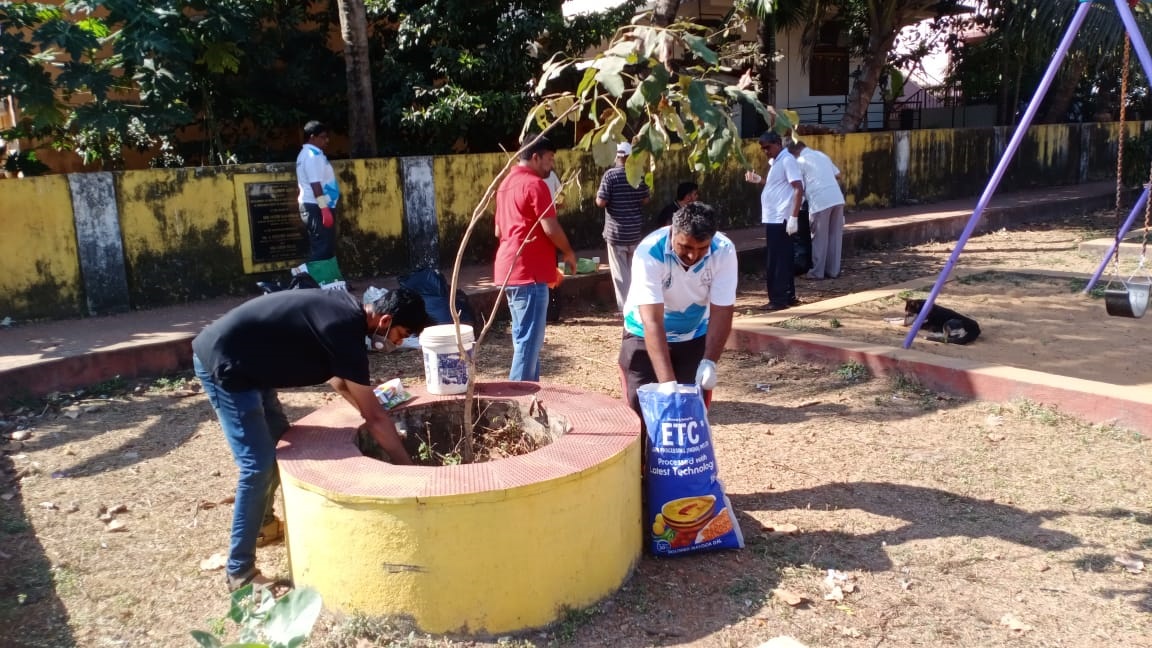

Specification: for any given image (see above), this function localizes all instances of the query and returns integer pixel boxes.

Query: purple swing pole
[1083,184,1150,292]
[902,1,1093,349]
[1082,0,1152,291]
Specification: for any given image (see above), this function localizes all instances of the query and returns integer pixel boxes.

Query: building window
[809,22,849,96]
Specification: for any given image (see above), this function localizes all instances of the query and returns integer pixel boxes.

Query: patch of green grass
[1067,277,1107,299]
[1014,399,1062,426]
[890,373,938,408]
[774,318,818,331]
[836,360,868,382]
[556,604,599,643]
[829,318,842,329]
[86,375,127,396]
[150,374,191,391]
[50,567,80,597]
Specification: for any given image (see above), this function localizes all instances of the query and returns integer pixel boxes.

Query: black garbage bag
[256,272,321,294]
[791,204,813,276]
[398,268,477,325]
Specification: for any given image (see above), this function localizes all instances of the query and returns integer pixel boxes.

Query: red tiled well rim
[277,381,640,500]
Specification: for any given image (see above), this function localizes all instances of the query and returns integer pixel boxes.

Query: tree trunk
[654,0,680,26]
[1043,56,1088,125]
[757,10,777,107]
[336,0,378,158]
[838,28,900,133]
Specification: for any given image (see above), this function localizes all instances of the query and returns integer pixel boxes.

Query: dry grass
[1,211,1151,647]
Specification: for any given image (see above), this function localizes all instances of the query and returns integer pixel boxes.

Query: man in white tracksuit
[788,139,846,279]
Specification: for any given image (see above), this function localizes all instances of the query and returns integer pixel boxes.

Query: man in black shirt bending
[192,287,429,592]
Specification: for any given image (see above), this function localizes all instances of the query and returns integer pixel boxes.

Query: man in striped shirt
[596,141,651,310]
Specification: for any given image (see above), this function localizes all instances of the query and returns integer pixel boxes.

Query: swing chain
[1117,33,1131,218]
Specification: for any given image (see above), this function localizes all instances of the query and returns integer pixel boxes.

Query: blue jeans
[505,283,550,381]
[193,354,290,578]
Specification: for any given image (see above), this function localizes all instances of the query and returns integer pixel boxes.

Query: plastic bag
[637,382,744,556]
[398,268,476,325]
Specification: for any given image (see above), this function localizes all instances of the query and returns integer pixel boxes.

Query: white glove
[695,359,718,390]
[786,215,799,235]
[744,171,762,184]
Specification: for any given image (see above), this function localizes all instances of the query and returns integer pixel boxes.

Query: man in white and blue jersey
[596,141,651,310]
[618,202,737,415]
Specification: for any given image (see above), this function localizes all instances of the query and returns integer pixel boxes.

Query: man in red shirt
[494,135,577,381]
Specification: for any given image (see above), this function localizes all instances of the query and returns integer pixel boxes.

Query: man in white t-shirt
[789,140,846,279]
[296,120,344,287]
[745,131,804,310]
[618,202,737,415]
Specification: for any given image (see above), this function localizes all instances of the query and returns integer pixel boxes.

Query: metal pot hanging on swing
[1104,278,1151,318]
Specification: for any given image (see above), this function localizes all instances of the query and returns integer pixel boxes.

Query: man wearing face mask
[618,202,737,415]
[191,287,430,593]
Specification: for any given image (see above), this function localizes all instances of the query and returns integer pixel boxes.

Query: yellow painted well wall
[0,174,82,318]
[281,438,642,634]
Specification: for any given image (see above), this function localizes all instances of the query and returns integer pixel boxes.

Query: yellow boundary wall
[0,122,1142,319]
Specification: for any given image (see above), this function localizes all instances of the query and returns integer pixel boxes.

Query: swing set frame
[905,0,1152,347]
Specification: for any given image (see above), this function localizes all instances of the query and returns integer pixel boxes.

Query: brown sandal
[256,518,284,547]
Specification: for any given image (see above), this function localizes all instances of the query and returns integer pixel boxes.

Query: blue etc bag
[638,382,744,556]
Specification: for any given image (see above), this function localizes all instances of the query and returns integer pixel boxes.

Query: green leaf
[681,34,718,67]
[686,80,722,132]
[647,119,668,156]
[576,126,597,151]
[189,630,223,648]
[576,67,598,97]
[605,38,637,59]
[595,70,625,98]
[262,587,323,647]
[659,105,685,138]
[625,149,649,188]
[723,86,775,126]
[198,42,242,74]
[534,53,570,95]
[592,137,618,167]
[626,86,647,115]
[593,56,626,97]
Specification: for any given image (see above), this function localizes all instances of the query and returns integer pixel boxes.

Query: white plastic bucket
[419,324,475,395]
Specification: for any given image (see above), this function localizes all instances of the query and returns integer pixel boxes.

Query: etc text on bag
[637,382,744,556]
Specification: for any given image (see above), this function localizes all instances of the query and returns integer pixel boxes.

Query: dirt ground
[1,210,1150,648]
[775,270,1152,387]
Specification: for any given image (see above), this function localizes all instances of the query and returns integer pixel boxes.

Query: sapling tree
[446,12,791,459]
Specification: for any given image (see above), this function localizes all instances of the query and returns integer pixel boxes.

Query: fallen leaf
[105,519,127,532]
[199,552,228,571]
[219,495,236,505]
[98,513,113,523]
[1000,613,1033,632]
[108,504,128,515]
[1115,556,1145,574]
[824,585,844,602]
[838,626,862,638]
[38,502,57,510]
[771,588,806,606]
[197,500,217,510]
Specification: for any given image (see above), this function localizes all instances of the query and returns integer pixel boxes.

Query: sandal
[256,517,284,547]
[225,568,275,593]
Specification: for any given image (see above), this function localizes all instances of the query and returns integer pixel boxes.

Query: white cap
[616,142,632,156]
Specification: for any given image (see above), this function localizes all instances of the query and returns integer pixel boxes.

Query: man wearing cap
[596,141,651,310]
[745,131,804,311]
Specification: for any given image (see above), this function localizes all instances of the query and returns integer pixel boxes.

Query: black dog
[904,298,981,345]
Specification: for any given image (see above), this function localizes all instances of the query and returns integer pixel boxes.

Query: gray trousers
[808,204,845,279]
[606,242,638,310]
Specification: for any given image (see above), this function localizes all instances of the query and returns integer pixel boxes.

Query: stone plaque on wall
[245,181,307,264]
